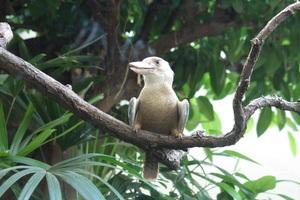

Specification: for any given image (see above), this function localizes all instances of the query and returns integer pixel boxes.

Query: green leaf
[277,110,286,130]
[222,150,260,165]
[38,56,77,69]
[286,118,298,131]
[17,129,54,156]
[88,94,104,105]
[245,118,254,134]
[57,171,105,200]
[10,103,34,155]
[218,182,242,200]
[288,132,297,156]
[204,148,213,162]
[186,98,201,130]
[63,34,106,56]
[44,121,83,145]
[0,166,31,180]
[210,167,254,198]
[18,170,46,200]
[18,38,31,60]
[197,96,214,121]
[196,190,211,200]
[210,173,252,196]
[291,112,300,125]
[202,112,222,135]
[76,169,125,200]
[277,179,300,186]
[232,0,243,13]
[0,168,39,197]
[8,156,50,169]
[277,194,294,200]
[93,176,125,200]
[0,101,8,150]
[51,153,101,170]
[244,176,276,195]
[256,107,273,137]
[196,173,242,200]
[32,113,72,134]
[0,150,9,159]
[0,74,9,84]
[29,53,47,65]
[46,173,62,200]
[209,59,226,95]
[234,172,250,181]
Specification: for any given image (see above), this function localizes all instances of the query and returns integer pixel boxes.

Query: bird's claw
[173,130,183,139]
[176,134,183,139]
[133,128,140,134]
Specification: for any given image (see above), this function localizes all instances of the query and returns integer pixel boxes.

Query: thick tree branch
[0,2,300,155]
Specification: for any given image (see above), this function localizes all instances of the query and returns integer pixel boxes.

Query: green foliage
[0,101,8,150]
[244,176,276,198]
[256,107,273,137]
[221,150,260,165]
[1,0,300,199]
[197,96,214,121]
[276,110,286,130]
[288,132,297,156]
[0,154,123,200]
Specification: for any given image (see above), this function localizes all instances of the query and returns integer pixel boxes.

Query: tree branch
[244,96,300,120]
[0,2,300,160]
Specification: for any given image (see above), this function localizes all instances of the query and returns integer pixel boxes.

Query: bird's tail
[143,152,159,180]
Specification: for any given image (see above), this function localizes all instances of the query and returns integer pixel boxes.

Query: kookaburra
[128,57,189,180]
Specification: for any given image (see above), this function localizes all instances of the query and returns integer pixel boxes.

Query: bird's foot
[132,123,141,134]
[172,130,183,138]
[133,128,140,134]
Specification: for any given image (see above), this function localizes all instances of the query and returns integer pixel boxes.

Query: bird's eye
[155,60,160,65]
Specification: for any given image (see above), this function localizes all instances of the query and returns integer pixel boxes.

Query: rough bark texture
[1,2,300,168]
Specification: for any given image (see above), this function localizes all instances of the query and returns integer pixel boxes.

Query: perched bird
[128,57,189,180]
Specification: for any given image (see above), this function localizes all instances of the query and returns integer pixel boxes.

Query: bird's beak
[129,61,155,75]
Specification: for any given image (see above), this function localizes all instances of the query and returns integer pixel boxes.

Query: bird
[128,56,189,180]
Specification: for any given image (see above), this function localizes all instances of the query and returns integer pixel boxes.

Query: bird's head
[129,57,174,85]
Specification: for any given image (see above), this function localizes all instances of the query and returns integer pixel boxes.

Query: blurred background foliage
[0,0,300,199]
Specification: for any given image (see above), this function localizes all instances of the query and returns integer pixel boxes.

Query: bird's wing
[177,99,189,133]
[128,97,139,126]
